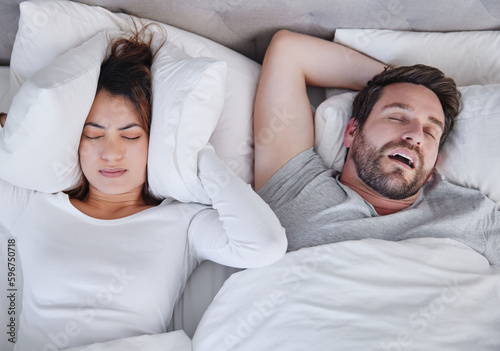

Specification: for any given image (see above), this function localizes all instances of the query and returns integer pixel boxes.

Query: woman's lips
[99,168,126,178]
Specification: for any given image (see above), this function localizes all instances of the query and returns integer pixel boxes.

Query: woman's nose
[101,138,124,161]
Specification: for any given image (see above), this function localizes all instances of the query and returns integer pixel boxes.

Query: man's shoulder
[258,148,346,208]
[423,172,492,204]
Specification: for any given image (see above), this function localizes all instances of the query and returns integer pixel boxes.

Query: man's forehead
[379,83,444,112]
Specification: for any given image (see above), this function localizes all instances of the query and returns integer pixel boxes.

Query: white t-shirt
[0,148,287,350]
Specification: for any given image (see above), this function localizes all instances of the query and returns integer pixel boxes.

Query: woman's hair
[66,22,162,205]
[351,64,461,150]
[0,112,6,127]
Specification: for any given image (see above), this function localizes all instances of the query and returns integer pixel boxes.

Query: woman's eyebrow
[118,123,142,131]
[84,122,104,129]
[83,122,142,130]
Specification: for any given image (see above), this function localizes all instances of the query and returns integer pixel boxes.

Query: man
[254,30,499,265]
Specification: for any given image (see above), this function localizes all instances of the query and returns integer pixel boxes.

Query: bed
[0,1,499,350]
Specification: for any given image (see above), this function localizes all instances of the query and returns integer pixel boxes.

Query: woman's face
[79,90,149,196]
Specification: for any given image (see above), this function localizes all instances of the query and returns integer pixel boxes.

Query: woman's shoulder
[155,197,211,216]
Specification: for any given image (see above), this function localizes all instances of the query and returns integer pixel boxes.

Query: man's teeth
[391,153,414,167]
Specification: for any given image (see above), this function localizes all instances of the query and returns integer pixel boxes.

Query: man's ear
[343,118,358,148]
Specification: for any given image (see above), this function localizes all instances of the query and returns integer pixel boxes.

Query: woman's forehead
[85,91,142,127]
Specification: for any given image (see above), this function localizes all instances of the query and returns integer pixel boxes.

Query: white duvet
[63,331,192,351]
[193,238,500,351]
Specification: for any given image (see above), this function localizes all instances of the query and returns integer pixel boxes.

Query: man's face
[345,83,445,200]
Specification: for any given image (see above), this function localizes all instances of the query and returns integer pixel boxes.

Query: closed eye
[84,135,103,140]
[389,116,404,122]
[424,130,436,139]
[122,135,141,141]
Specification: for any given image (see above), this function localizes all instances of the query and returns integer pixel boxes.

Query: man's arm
[253,30,386,190]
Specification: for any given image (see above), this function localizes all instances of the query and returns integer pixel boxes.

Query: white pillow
[148,43,227,203]
[314,85,500,208]
[437,84,500,208]
[10,0,260,191]
[10,0,129,96]
[0,31,109,192]
[333,29,500,86]
[314,91,355,173]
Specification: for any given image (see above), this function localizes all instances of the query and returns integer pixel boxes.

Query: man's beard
[350,130,434,200]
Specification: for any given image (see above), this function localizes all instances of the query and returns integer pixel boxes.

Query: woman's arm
[253,30,386,190]
[0,177,35,233]
[188,145,287,268]
[1,112,36,232]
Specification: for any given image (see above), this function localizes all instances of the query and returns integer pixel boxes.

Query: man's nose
[402,120,423,147]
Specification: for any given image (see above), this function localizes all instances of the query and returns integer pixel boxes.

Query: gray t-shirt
[259,148,500,265]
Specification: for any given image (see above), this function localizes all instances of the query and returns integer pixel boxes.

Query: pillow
[437,84,500,208]
[0,31,110,192]
[314,84,500,208]
[10,0,260,191]
[10,0,129,95]
[148,42,227,203]
[314,91,355,173]
[333,29,500,86]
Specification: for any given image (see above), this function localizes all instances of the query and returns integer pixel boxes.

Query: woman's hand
[193,143,287,268]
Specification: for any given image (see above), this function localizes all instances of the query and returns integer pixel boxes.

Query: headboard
[1,0,500,66]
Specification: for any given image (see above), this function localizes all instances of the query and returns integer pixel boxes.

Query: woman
[0,27,286,350]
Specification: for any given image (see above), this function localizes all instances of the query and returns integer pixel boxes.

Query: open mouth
[388,153,415,169]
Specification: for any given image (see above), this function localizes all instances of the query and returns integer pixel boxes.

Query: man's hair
[66,23,162,205]
[351,64,461,150]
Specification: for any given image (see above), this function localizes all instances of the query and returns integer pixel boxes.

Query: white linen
[193,238,500,351]
[0,31,109,192]
[148,44,227,203]
[63,330,192,351]
[333,29,500,86]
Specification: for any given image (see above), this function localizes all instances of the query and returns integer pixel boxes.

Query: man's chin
[366,173,418,200]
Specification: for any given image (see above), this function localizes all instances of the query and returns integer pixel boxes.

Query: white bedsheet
[193,238,500,351]
[63,330,192,351]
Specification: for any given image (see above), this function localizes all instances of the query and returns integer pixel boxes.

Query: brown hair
[0,112,6,127]
[66,23,162,205]
[351,64,461,150]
